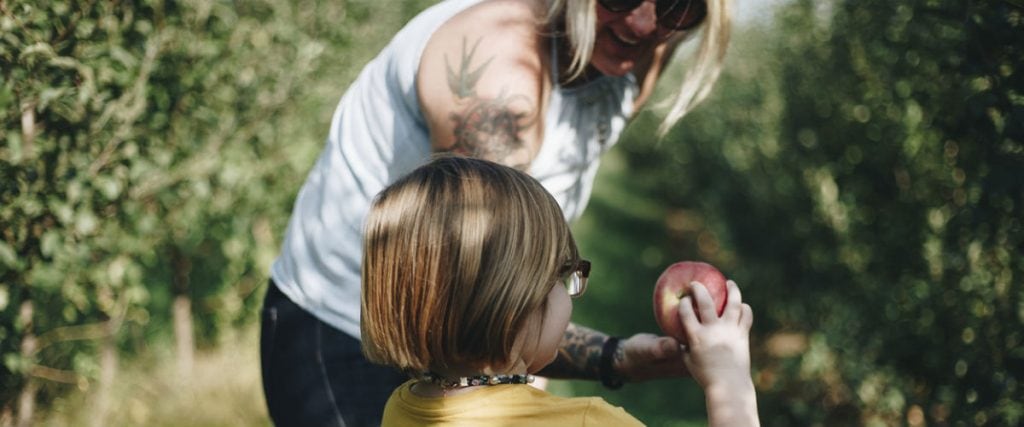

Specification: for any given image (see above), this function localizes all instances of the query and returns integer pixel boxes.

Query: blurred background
[1,0,1021,426]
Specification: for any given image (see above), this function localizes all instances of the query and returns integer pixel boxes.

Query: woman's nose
[625,1,659,38]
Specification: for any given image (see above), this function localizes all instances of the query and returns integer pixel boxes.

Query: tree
[0,0,429,422]
[576,0,1022,424]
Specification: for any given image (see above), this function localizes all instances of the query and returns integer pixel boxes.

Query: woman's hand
[614,333,689,381]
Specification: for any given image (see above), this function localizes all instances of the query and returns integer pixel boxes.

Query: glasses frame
[597,0,708,31]
[561,259,591,299]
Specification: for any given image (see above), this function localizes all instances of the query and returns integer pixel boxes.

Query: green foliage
[3,0,1020,424]
[578,0,1022,424]
[0,0,433,417]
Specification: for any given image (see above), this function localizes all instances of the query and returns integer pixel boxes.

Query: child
[361,156,759,426]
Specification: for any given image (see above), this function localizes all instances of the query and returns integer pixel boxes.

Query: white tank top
[271,0,638,339]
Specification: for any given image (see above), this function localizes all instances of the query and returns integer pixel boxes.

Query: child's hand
[681,281,760,426]
[678,280,754,391]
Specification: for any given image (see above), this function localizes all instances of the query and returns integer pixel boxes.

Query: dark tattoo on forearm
[537,323,608,380]
[443,36,536,170]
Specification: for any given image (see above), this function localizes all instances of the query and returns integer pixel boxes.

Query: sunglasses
[598,0,708,31]
[560,259,591,298]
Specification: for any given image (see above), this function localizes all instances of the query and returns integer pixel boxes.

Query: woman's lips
[611,29,639,46]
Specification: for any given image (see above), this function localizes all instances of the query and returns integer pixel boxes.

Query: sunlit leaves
[1,0,436,414]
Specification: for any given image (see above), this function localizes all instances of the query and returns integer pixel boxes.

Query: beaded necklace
[418,372,536,389]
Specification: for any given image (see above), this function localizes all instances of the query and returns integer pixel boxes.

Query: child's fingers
[689,282,718,322]
[727,280,743,305]
[739,303,754,331]
[722,280,743,323]
[678,295,701,341]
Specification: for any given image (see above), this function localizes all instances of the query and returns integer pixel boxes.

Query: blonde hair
[361,155,579,374]
[545,0,732,136]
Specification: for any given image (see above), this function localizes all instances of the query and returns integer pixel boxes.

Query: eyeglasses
[598,0,708,31]
[560,259,591,298]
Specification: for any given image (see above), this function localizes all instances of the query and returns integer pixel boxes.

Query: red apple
[653,261,729,343]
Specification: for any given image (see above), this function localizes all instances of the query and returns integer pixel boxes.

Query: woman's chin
[592,60,635,77]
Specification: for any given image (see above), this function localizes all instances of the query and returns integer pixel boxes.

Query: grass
[38,328,270,427]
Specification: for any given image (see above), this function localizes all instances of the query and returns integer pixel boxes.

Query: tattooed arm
[416,3,548,170]
[539,323,608,380]
[539,323,691,383]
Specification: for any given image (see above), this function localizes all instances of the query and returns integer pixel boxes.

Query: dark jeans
[260,281,407,427]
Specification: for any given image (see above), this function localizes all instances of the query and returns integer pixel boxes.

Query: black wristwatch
[599,337,625,390]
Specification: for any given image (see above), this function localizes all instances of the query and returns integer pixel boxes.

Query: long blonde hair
[545,0,732,136]
[361,155,579,373]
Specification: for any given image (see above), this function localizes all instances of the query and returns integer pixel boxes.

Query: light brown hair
[361,155,578,374]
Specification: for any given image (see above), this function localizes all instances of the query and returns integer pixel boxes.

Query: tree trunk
[2,405,13,427]
[90,320,118,427]
[21,102,35,159]
[16,301,35,427]
[172,249,194,378]
[173,295,194,376]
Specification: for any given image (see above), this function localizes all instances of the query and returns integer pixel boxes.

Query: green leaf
[74,209,98,235]
[27,264,63,290]
[0,285,8,311]
[0,241,18,269]
[40,231,61,257]
[96,176,122,200]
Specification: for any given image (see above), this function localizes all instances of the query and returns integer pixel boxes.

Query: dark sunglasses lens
[599,0,643,13]
[658,0,707,30]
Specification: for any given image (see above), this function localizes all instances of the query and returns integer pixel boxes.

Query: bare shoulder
[425,0,545,67]
[417,0,550,170]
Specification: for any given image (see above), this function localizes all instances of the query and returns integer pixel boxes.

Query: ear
[505,305,546,372]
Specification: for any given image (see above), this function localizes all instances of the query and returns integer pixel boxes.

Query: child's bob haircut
[361,155,579,374]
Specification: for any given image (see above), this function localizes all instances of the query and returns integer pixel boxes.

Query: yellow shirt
[382,380,644,426]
